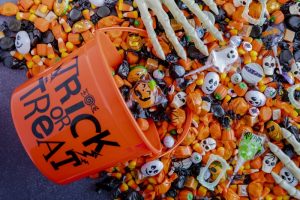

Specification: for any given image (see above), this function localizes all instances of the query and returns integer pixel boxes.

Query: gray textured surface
[0,1,110,199]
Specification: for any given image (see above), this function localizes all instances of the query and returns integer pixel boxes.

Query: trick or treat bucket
[10,28,165,184]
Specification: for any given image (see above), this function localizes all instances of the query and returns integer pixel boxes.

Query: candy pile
[2,0,300,199]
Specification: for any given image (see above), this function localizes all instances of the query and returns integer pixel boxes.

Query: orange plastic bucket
[11,27,191,184]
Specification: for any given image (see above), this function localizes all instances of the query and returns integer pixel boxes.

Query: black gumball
[117,60,130,79]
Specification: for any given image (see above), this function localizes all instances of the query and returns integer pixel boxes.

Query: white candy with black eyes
[280,167,299,187]
[245,90,266,107]
[171,91,187,108]
[233,0,247,7]
[202,72,219,94]
[262,153,278,173]
[289,2,300,15]
[211,46,238,72]
[263,56,276,76]
[141,160,163,177]
[15,31,31,54]
[291,62,300,80]
[200,137,216,152]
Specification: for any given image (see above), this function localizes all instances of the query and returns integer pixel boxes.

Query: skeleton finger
[268,142,300,181]
[281,128,300,155]
[271,172,300,199]
[162,0,208,56]
[202,0,219,15]
[135,0,165,60]
[182,0,223,42]
[147,0,187,60]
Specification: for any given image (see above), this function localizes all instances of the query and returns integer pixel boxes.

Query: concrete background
[0,1,110,199]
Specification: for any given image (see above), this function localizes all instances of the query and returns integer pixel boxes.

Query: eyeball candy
[15,31,31,54]
[264,87,277,98]
[231,73,242,84]
[202,72,220,94]
[245,90,266,107]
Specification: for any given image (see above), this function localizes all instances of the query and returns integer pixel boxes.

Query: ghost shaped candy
[245,90,266,107]
[280,167,298,187]
[263,56,276,76]
[210,46,239,72]
[262,153,278,173]
[15,31,31,54]
[141,160,163,177]
[291,62,300,80]
[202,72,220,94]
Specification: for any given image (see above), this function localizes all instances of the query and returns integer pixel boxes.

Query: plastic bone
[242,0,267,26]
[197,154,230,191]
[288,84,300,109]
[281,128,300,155]
[271,172,300,199]
[268,142,300,181]
[135,0,223,60]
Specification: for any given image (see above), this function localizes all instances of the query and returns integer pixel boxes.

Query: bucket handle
[98,27,193,158]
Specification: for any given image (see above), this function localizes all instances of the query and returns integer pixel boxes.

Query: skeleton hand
[135,0,224,60]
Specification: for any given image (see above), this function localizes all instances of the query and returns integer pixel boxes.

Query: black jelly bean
[8,19,21,32]
[69,8,82,22]
[96,6,111,18]
[285,16,300,32]
[250,25,262,38]
[172,175,186,189]
[187,45,206,60]
[117,60,130,79]
[211,104,225,118]
[294,50,300,62]
[283,144,296,158]
[42,31,55,44]
[279,49,293,66]
[0,37,14,50]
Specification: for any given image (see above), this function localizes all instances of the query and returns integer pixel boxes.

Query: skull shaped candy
[262,153,278,173]
[202,72,220,94]
[263,56,276,76]
[280,167,299,187]
[291,62,300,80]
[289,2,300,16]
[141,160,163,177]
[245,90,266,107]
[201,138,217,152]
[171,92,187,108]
[210,47,239,72]
[233,0,247,7]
